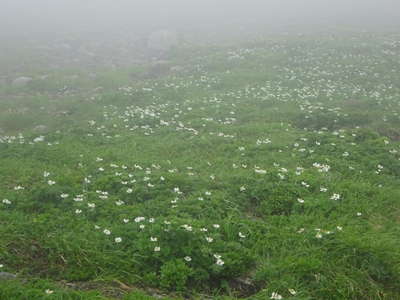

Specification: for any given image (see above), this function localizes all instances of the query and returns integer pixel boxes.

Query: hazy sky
[1,0,399,36]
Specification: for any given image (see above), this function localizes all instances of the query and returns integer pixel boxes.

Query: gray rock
[12,76,33,87]
[151,60,171,67]
[66,74,79,80]
[39,74,50,80]
[147,60,171,77]
[170,66,184,73]
[33,125,48,133]
[147,30,178,52]
[0,272,17,280]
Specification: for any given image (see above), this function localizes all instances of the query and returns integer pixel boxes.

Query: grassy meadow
[1,32,400,299]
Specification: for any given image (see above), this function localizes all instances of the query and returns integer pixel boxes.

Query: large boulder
[147,30,178,52]
[12,76,33,87]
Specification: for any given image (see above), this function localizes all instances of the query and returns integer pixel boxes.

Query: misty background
[1,0,399,39]
[1,0,399,79]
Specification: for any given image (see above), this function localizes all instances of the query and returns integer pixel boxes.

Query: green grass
[1,32,400,299]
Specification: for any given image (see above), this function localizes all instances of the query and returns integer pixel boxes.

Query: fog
[1,0,399,39]
[2,2,400,299]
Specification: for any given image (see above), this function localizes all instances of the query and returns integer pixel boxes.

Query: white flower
[301,181,310,188]
[75,209,82,214]
[0,264,3,268]
[297,198,305,203]
[240,186,246,192]
[182,224,193,231]
[115,237,122,243]
[43,171,50,177]
[216,259,224,266]
[173,187,182,194]
[313,163,330,172]
[74,196,83,202]
[87,203,95,208]
[254,168,267,174]
[48,180,56,186]
[184,256,192,262]
[357,212,362,216]
[154,246,161,252]
[123,218,129,223]
[214,254,224,265]
[135,217,145,223]
[213,224,220,229]
[238,232,246,238]
[288,288,297,295]
[2,199,11,205]
[45,289,54,294]
[60,193,69,199]
[330,193,340,200]
[270,292,283,299]
[103,229,111,235]
[315,232,323,239]
[320,187,328,192]
[150,237,158,242]
[126,188,133,194]
[205,237,213,243]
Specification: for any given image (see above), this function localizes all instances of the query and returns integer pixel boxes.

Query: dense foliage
[1,32,400,299]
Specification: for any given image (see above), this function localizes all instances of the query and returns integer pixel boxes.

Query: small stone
[33,125,48,133]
